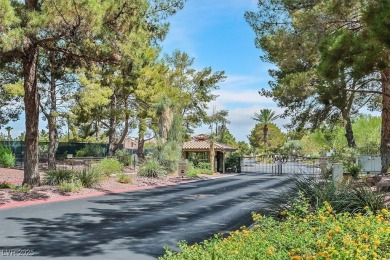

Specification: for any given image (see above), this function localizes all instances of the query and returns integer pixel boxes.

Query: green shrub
[225,153,241,172]
[92,158,124,176]
[116,149,132,166]
[58,179,83,193]
[322,165,332,180]
[138,158,167,178]
[44,169,76,185]
[117,172,132,184]
[77,168,102,187]
[155,141,182,173]
[44,168,102,187]
[186,160,194,170]
[186,168,214,178]
[267,176,387,215]
[161,205,390,260]
[11,184,31,193]
[197,162,212,170]
[339,185,387,213]
[186,168,200,178]
[38,144,48,160]
[200,168,214,175]
[0,145,15,168]
[75,144,105,157]
[0,181,14,189]
[290,177,338,212]
[160,204,390,259]
[346,163,361,178]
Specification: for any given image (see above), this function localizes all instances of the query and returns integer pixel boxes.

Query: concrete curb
[0,174,235,210]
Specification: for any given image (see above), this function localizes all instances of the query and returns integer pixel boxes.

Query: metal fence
[0,141,110,166]
[240,155,323,175]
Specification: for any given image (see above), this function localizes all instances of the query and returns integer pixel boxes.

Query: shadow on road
[3,175,294,258]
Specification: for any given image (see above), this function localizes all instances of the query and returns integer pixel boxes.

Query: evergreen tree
[248,123,286,152]
[246,0,390,172]
[0,0,185,185]
[164,50,226,136]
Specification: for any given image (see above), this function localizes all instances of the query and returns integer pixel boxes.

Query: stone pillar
[332,163,343,184]
[209,140,215,172]
[319,157,328,176]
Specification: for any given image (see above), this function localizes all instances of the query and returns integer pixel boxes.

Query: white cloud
[215,89,272,104]
[222,75,267,87]
[227,105,290,142]
[201,101,290,142]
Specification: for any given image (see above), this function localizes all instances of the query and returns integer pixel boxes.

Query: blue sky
[4,0,289,142]
[161,0,287,141]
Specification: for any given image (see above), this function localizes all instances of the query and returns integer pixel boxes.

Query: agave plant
[138,158,167,178]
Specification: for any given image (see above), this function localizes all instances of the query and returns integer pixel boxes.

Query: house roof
[122,137,157,150]
[182,138,237,152]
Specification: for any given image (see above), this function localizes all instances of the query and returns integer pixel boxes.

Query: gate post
[332,163,343,184]
[237,157,241,173]
[276,157,282,175]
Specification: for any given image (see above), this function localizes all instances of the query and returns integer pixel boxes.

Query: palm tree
[251,109,279,146]
[5,126,13,141]
[155,97,173,143]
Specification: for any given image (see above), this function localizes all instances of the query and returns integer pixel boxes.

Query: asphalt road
[0,173,292,260]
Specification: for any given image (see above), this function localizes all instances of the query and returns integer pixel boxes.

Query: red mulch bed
[0,167,229,206]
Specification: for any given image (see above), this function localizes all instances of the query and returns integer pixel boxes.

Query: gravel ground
[0,167,224,206]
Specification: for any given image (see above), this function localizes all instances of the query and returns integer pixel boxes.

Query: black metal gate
[240,155,322,175]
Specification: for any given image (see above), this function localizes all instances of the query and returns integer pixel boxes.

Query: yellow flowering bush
[160,205,390,260]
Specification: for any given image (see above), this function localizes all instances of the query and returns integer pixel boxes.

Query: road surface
[0,173,292,259]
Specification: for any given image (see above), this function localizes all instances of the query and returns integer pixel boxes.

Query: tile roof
[182,139,237,151]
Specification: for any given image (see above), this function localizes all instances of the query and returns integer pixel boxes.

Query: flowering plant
[161,204,389,259]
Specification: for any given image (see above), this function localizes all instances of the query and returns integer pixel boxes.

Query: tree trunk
[47,62,58,170]
[111,112,130,155]
[138,136,145,160]
[137,118,146,160]
[263,124,268,146]
[209,139,215,172]
[108,94,117,156]
[23,44,40,186]
[107,106,130,156]
[344,116,356,148]
[47,117,58,170]
[158,106,173,143]
[381,69,390,174]
[95,121,99,139]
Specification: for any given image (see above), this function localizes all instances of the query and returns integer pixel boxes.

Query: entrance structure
[182,134,237,173]
[241,155,322,175]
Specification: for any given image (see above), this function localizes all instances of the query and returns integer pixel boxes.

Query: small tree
[251,109,279,146]
[5,126,12,141]
[248,123,286,153]
[155,97,174,143]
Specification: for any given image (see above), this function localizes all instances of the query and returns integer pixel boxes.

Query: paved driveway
[0,173,292,259]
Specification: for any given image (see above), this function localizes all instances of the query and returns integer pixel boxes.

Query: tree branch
[113,112,130,151]
[100,121,109,128]
[53,1,71,29]
[104,1,128,26]
[38,96,50,119]
[0,49,24,59]
[345,89,390,97]
[37,43,119,64]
